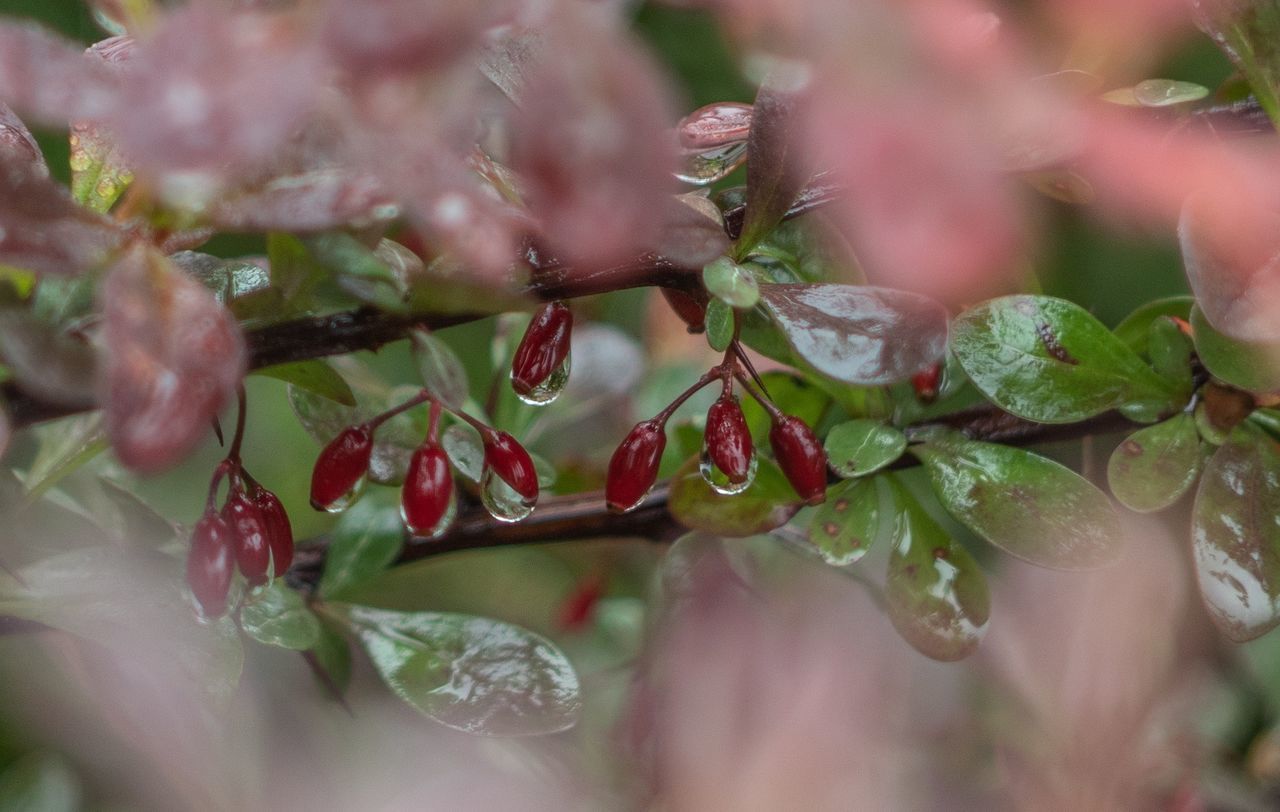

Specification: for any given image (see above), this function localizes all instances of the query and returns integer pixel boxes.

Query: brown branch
[285,404,1145,592]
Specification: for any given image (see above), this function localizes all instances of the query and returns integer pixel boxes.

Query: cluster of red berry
[187,461,294,618]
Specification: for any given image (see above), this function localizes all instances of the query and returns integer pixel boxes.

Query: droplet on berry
[511,301,573,406]
[186,512,234,619]
[252,485,294,578]
[223,488,271,586]
[480,467,536,523]
[606,419,667,513]
[310,425,373,512]
[482,430,539,502]
[769,414,828,505]
[700,394,756,495]
[401,443,457,538]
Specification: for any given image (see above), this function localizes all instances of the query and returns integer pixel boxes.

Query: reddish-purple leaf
[0,309,97,408]
[759,283,949,385]
[510,11,678,270]
[205,170,396,232]
[653,193,731,268]
[739,82,809,252]
[100,243,247,473]
[108,5,323,178]
[322,0,514,75]
[0,153,125,276]
[0,22,116,126]
[1179,194,1280,343]
[0,102,43,170]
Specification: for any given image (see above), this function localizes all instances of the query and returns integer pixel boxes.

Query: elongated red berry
[186,512,234,617]
[311,425,373,510]
[912,363,942,404]
[483,430,539,502]
[660,288,708,333]
[223,489,271,586]
[606,419,666,512]
[769,414,828,506]
[401,443,455,536]
[511,301,572,397]
[705,395,753,484]
[252,486,294,577]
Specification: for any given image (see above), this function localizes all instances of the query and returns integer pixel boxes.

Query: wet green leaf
[241,581,320,651]
[303,233,407,313]
[824,419,905,478]
[0,752,80,812]
[704,296,734,352]
[702,257,760,309]
[951,295,1184,423]
[1191,305,1280,394]
[441,422,483,483]
[760,284,948,386]
[332,604,581,735]
[69,124,131,214]
[884,478,989,661]
[742,216,841,284]
[320,497,405,599]
[22,414,108,503]
[1113,295,1193,354]
[668,455,799,537]
[1192,425,1280,641]
[255,360,355,407]
[911,430,1124,569]
[1107,413,1203,513]
[1148,315,1194,395]
[807,477,880,565]
[1127,78,1211,107]
[411,329,468,409]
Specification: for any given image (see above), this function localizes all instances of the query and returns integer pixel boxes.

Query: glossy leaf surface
[824,419,905,478]
[1190,305,1280,394]
[255,360,355,407]
[240,581,320,651]
[1108,413,1203,513]
[319,497,405,599]
[912,430,1124,569]
[807,477,880,565]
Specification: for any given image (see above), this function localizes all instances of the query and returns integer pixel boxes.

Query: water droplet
[481,467,535,522]
[319,475,367,514]
[675,143,748,186]
[400,488,458,539]
[699,447,758,495]
[513,352,571,406]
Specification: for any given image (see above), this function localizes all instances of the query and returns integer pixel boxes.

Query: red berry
[186,513,234,618]
[511,301,573,397]
[401,443,455,536]
[769,414,828,506]
[483,430,539,502]
[606,419,666,512]
[660,288,708,333]
[705,395,753,484]
[912,363,942,404]
[310,425,373,510]
[557,574,605,631]
[252,485,294,577]
[223,489,271,586]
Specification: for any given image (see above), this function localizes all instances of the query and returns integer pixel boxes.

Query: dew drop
[480,467,535,523]
[698,447,758,495]
[401,488,458,539]
[513,352,571,406]
[319,475,367,514]
[675,143,748,186]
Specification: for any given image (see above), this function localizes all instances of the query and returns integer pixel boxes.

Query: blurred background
[0,1,1277,810]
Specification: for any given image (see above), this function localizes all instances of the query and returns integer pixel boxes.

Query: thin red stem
[227,386,248,463]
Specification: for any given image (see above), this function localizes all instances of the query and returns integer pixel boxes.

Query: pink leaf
[0,153,125,275]
[100,243,246,473]
[205,170,396,232]
[0,22,116,126]
[322,0,514,76]
[0,101,43,170]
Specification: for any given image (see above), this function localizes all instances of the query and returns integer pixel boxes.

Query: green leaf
[319,497,405,599]
[1107,413,1203,513]
[824,419,906,478]
[1193,1,1280,127]
[1113,295,1192,354]
[807,477,881,565]
[303,233,408,313]
[951,295,1184,423]
[743,216,841,284]
[0,752,80,812]
[255,360,355,406]
[410,329,468,409]
[704,296,734,352]
[70,124,131,214]
[308,620,353,699]
[1191,305,1280,394]
[759,284,948,386]
[441,422,483,483]
[240,581,321,651]
[332,604,581,735]
[1192,425,1280,642]
[22,414,108,504]
[884,477,989,662]
[1107,413,1204,513]
[1147,315,1193,395]
[668,455,800,537]
[911,430,1124,569]
[702,257,760,309]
